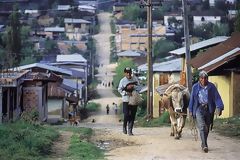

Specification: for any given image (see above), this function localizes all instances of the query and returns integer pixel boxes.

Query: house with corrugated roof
[53,53,88,104]
[78,5,96,13]
[57,40,88,54]
[190,32,240,118]
[169,36,229,85]
[16,63,75,120]
[0,70,29,124]
[191,9,225,27]
[64,18,91,40]
[44,27,65,40]
[116,24,166,52]
[138,58,182,117]
[117,50,147,65]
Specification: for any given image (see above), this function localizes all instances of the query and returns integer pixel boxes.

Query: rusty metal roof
[190,32,240,71]
[199,48,240,72]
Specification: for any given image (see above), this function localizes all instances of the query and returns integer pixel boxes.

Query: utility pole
[140,0,153,118]
[147,0,153,118]
[182,0,192,91]
[139,0,153,118]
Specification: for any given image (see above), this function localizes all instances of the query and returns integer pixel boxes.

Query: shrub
[0,120,59,159]
[86,102,101,112]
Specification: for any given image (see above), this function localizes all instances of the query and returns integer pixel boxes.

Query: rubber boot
[128,121,134,136]
[123,121,127,134]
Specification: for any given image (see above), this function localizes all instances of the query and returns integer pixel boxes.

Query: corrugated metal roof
[44,27,65,32]
[64,18,91,24]
[190,32,240,69]
[57,5,71,10]
[52,62,87,66]
[17,63,72,75]
[62,79,84,90]
[138,58,181,72]
[199,47,240,70]
[24,10,38,14]
[169,36,229,55]
[117,50,146,57]
[56,53,87,63]
[78,5,96,10]
[199,48,240,72]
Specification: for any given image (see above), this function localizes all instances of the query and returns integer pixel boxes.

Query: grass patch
[0,120,59,160]
[58,127,92,135]
[65,134,104,160]
[213,116,240,139]
[86,102,101,112]
[61,127,105,160]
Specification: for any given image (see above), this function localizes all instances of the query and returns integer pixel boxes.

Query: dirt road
[82,12,240,160]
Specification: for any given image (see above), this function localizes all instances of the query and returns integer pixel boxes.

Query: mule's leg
[172,116,179,139]
[170,114,179,139]
[170,123,174,136]
[168,109,177,137]
[177,115,187,138]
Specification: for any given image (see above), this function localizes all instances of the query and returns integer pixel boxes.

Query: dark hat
[124,67,132,73]
[199,70,208,78]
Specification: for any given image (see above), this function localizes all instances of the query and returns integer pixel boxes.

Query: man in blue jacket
[188,70,224,153]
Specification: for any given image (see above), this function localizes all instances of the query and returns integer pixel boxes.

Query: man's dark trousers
[123,102,137,134]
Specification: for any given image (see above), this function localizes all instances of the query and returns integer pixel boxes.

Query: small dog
[69,119,79,126]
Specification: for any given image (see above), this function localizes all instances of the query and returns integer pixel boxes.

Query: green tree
[152,8,164,21]
[235,5,240,32]
[113,58,136,88]
[122,4,142,22]
[167,17,182,29]
[193,22,214,39]
[215,0,229,13]
[135,18,145,28]
[0,47,6,68]
[153,39,177,59]
[202,0,210,10]
[68,45,81,54]
[6,5,22,66]
[213,23,229,36]
[44,38,58,53]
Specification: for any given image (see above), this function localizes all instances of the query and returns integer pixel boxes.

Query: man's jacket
[188,81,224,117]
[118,76,140,102]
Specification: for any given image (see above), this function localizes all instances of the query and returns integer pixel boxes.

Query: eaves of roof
[169,36,229,56]
[198,48,240,72]
[190,32,240,69]
[17,63,72,76]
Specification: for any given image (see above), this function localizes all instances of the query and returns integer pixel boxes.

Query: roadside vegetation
[57,127,105,160]
[86,102,101,112]
[213,116,240,139]
[0,120,59,160]
[109,35,117,63]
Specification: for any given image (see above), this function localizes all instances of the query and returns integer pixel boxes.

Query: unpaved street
[82,12,240,160]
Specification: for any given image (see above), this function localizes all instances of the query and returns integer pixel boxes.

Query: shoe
[202,147,208,153]
[123,127,127,134]
[128,132,134,136]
